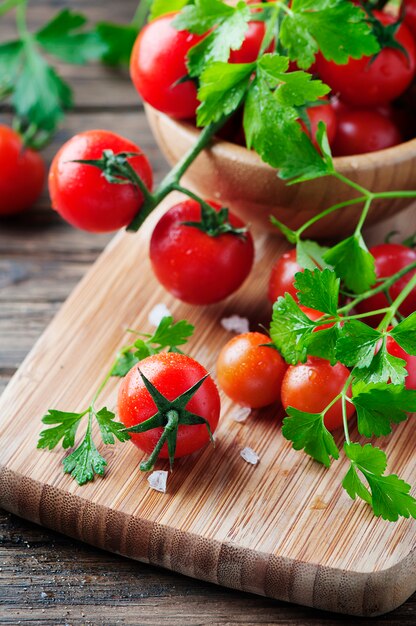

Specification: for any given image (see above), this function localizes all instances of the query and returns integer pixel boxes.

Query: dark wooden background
[0,1,415,624]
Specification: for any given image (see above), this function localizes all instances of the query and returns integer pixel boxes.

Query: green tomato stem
[139,410,179,472]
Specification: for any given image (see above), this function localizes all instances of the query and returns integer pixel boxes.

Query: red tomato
[302,100,337,147]
[0,125,45,216]
[281,357,354,431]
[118,352,220,459]
[332,109,402,156]
[130,13,204,119]
[316,12,416,106]
[356,244,416,326]
[149,199,254,305]
[268,249,302,304]
[49,130,153,233]
[386,335,416,390]
[216,332,287,408]
[299,306,335,331]
[402,0,416,37]
[229,20,273,63]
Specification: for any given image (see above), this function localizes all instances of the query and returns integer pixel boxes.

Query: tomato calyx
[181,197,248,239]
[366,11,409,61]
[124,369,214,471]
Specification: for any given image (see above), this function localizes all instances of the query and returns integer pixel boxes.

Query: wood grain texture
[0,195,415,618]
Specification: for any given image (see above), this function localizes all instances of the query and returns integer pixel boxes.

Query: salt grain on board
[240,447,260,465]
[233,406,251,423]
[147,470,168,493]
[221,315,249,334]
[148,303,171,327]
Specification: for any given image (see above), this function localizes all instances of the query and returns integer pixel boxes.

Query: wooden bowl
[145,104,416,238]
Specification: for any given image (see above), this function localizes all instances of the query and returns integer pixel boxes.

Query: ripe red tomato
[299,306,335,331]
[281,357,354,431]
[118,352,220,459]
[49,130,153,232]
[229,20,273,63]
[149,199,254,305]
[0,125,45,216]
[268,249,302,304]
[386,335,416,390]
[302,100,337,147]
[356,244,416,326]
[316,12,416,106]
[402,0,416,37]
[130,13,204,119]
[332,109,402,156]
[217,332,287,408]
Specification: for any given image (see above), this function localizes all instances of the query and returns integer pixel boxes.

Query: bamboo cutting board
[0,194,415,617]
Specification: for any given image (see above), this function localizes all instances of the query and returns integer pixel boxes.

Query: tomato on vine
[130,13,204,119]
[0,125,45,216]
[49,130,153,232]
[217,332,287,408]
[150,198,254,305]
[118,352,220,468]
[401,0,416,37]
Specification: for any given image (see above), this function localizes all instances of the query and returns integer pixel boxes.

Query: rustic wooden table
[0,2,415,624]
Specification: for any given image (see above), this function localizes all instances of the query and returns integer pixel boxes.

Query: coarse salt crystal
[147,470,168,493]
[221,315,249,334]
[240,447,259,465]
[233,406,251,423]
[148,303,171,327]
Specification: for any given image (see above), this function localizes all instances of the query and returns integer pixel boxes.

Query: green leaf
[63,429,107,486]
[390,312,416,356]
[304,322,341,365]
[96,22,138,66]
[270,294,315,364]
[110,351,140,377]
[344,442,416,521]
[353,339,407,386]
[335,320,381,368]
[0,40,23,94]
[36,9,107,64]
[197,61,254,126]
[95,407,131,444]
[352,383,416,438]
[282,407,339,467]
[149,316,194,350]
[178,1,251,77]
[323,234,376,294]
[151,0,191,20]
[294,268,340,315]
[37,410,84,450]
[296,239,330,271]
[280,0,379,70]
[270,216,297,243]
[13,39,72,132]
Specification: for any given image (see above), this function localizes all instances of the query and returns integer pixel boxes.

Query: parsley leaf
[390,312,416,356]
[304,322,342,365]
[323,233,376,294]
[63,427,107,486]
[175,0,251,77]
[294,268,340,315]
[352,383,416,438]
[37,410,85,450]
[36,9,106,65]
[343,443,416,521]
[96,23,139,66]
[95,407,131,444]
[353,338,407,386]
[280,0,379,70]
[335,320,381,368]
[270,294,315,363]
[0,41,23,95]
[296,239,330,271]
[282,407,339,467]
[151,0,192,21]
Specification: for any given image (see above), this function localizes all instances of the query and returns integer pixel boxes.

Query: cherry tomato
[401,0,416,38]
[130,13,204,119]
[316,12,416,106]
[229,20,273,63]
[217,332,287,408]
[356,244,416,326]
[150,199,254,305]
[300,100,337,148]
[268,249,302,304]
[0,125,45,216]
[281,357,354,431]
[332,109,402,156]
[299,306,335,331]
[386,335,416,390]
[118,352,220,459]
[49,130,153,233]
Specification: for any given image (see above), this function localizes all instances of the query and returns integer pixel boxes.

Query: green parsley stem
[373,190,416,200]
[341,393,351,446]
[332,171,371,198]
[15,0,28,38]
[0,0,23,18]
[131,0,152,30]
[378,271,416,331]
[354,195,373,235]
[296,196,368,238]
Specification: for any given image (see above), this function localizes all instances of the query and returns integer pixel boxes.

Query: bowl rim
[145,104,416,172]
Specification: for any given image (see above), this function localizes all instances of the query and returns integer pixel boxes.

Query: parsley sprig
[38,316,194,485]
